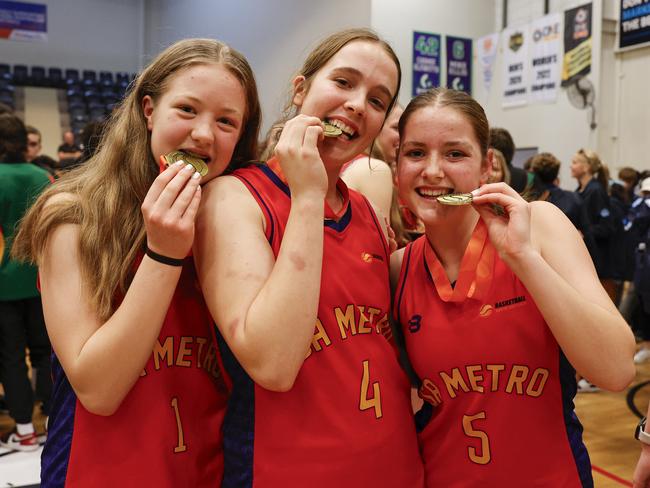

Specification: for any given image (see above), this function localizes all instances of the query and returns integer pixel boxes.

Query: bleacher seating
[12,65,28,86]
[48,67,64,88]
[31,66,46,86]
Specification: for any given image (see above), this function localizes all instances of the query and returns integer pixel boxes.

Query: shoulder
[344,156,391,176]
[529,200,576,251]
[390,247,407,292]
[198,173,264,225]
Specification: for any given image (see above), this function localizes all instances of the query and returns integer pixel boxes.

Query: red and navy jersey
[220,160,424,487]
[394,220,592,487]
[41,259,229,487]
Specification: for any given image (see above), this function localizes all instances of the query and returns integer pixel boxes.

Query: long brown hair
[261,28,402,159]
[13,38,261,321]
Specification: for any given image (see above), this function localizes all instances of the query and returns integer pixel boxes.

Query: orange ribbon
[423,219,495,302]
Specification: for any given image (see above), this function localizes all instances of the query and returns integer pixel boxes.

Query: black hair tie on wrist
[145,246,184,267]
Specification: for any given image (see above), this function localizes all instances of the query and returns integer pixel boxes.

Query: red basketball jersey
[394,220,592,487]
[42,259,229,487]
[219,160,424,487]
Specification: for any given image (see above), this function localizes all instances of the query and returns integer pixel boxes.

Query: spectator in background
[619,166,641,203]
[529,152,587,234]
[25,126,42,162]
[489,127,529,193]
[630,177,650,363]
[571,148,618,301]
[56,130,81,167]
[30,155,58,178]
[488,148,511,184]
[0,114,52,451]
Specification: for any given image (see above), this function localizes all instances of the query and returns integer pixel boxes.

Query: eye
[178,105,195,114]
[369,97,387,111]
[334,77,350,88]
[405,149,425,159]
[447,150,466,159]
[217,117,239,129]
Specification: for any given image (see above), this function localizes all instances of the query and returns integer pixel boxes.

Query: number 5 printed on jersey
[359,359,383,418]
[462,411,491,464]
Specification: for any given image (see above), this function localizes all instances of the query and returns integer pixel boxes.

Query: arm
[634,407,650,488]
[341,157,393,218]
[40,162,202,415]
[472,183,635,391]
[194,115,328,392]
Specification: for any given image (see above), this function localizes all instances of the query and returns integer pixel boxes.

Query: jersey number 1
[171,397,187,453]
[359,360,382,418]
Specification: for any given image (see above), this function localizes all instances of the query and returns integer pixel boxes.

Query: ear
[142,95,154,131]
[480,148,493,185]
[292,75,307,108]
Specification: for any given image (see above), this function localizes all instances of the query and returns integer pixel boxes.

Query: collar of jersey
[423,219,495,302]
[264,157,351,221]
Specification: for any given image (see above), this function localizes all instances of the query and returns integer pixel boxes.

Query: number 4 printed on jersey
[359,360,383,418]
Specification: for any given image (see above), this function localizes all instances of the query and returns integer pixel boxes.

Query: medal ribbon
[424,219,495,302]
[266,156,350,221]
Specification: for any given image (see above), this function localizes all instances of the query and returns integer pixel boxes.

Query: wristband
[145,246,184,267]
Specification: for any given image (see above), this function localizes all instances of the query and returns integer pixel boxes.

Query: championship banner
[412,31,441,97]
[561,3,592,86]
[445,35,472,95]
[529,13,562,103]
[477,33,499,94]
[620,0,650,50]
[502,25,529,107]
[0,1,46,42]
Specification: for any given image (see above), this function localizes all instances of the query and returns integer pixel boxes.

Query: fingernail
[185,163,194,171]
[192,172,201,179]
[174,160,184,166]
[471,188,480,196]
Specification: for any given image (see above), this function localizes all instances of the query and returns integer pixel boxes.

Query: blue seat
[49,67,64,88]
[0,93,14,108]
[31,66,46,86]
[89,107,106,121]
[13,65,28,85]
[65,69,80,84]
[0,64,10,81]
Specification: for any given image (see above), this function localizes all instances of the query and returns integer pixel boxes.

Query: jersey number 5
[462,411,491,464]
[359,360,382,418]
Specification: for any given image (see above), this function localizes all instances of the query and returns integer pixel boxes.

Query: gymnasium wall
[143,0,373,133]
[0,0,143,73]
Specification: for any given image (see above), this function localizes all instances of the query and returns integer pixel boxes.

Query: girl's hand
[274,115,328,200]
[141,160,202,259]
[471,182,535,262]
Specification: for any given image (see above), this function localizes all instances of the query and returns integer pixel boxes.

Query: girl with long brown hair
[12,38,261,487]
[194,28,423,486]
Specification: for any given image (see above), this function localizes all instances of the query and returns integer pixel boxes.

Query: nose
[191,117,215,146]
[344,89,366,117]
[422,154,444,180]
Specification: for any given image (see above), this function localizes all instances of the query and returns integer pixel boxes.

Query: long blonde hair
[12,38,261,321]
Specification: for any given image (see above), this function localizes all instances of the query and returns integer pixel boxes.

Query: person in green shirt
[0,113,52,451]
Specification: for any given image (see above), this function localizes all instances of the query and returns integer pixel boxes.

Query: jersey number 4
[359,360,383,418]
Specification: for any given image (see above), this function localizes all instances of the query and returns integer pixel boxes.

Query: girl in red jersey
[195,28,424,487]
[12,39,261,487]
[391,87,635,487]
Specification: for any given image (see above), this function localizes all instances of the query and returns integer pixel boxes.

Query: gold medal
[162,150,209,177]
[322,121,343,138]
[436,193,473,206]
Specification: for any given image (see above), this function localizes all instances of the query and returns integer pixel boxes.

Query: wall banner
[477,33,499,94]
[529,13,562,103]
[412,31,441,97]
[561,3,592,86]
[619,0,650,50]
[445,35,472,95]
[502,25,529,107]
[0,1,47,42]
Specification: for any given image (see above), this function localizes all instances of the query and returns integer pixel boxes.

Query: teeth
[327,119,355,137]
[418,188,450,197]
